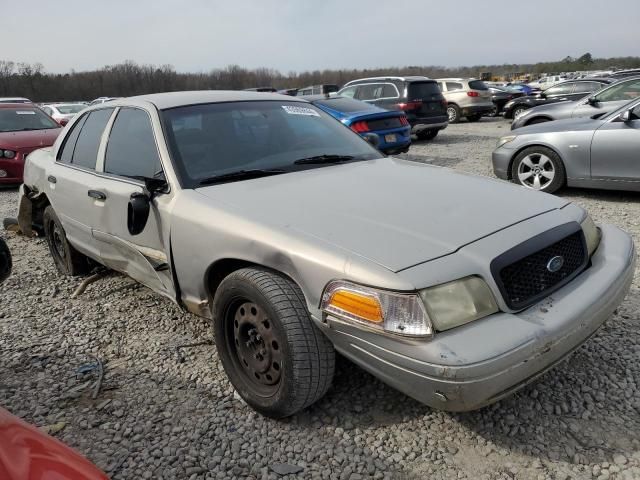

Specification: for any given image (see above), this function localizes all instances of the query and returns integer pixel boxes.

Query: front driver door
[90,107,175,298]
[590,102,640,186]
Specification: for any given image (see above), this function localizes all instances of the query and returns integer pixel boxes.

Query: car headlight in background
[496,135,517,148]
[419,276,498,331]
[1,150,16,159]
[581,214,601,257]
[321,280,433,337]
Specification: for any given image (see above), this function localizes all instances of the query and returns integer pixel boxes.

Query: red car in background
[0,104,61,184]
[0,408,108,480]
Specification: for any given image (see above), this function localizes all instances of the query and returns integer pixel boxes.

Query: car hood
[195,158,567,272]
[0,128,62,150]
[515,116,601,135]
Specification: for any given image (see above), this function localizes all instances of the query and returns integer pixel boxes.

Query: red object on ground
[0,408,109,480]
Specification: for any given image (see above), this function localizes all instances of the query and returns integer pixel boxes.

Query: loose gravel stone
[1,117,639,479]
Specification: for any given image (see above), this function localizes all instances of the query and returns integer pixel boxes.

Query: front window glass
[161,101,380,188]
[0,108,60,132]
[339,86,357,98]
[105,108,162,179]
[595,79,640,102]
[544,84,573,96]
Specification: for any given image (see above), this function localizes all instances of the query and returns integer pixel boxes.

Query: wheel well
[21,188,50,235]
[506,144,564,180]
[206,259,257,301]
[523,116,552,126]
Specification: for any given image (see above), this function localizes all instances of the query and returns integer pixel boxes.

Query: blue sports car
[302,95,411,154]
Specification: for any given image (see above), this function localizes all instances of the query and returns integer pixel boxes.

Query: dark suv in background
[338,76,448,140]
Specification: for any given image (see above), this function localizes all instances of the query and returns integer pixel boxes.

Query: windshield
[55,104,86,114]
[161,100,381,188]
[0,108,60,132]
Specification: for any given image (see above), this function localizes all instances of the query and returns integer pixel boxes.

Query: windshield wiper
[293,154,355,165]
[199,168,286,186]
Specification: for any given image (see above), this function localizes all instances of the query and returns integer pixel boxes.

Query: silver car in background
[436,78,495,123]
[511,76,640,129]
[493,98,640,192]
[16,91,634,418]
[41,103,86,126]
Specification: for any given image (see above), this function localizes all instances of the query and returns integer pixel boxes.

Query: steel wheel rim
[227,300,282,396]
[514,107,526,118]
[517,153,555,190]
[51,221,66,261]
[447,107,457,122]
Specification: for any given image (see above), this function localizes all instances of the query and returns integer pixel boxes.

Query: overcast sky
[4,0,639,73]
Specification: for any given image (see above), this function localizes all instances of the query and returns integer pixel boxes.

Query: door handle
[47,175,56,184]
[88,190,106,200]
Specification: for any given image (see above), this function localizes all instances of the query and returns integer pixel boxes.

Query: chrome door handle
[88,190,106,200]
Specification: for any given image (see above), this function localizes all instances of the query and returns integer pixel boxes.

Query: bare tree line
[1,55,639,102]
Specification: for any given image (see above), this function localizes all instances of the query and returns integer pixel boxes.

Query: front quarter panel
[170,190,414,319]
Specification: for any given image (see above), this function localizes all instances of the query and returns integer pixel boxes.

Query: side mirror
[620,109,632,123]
[127,192,150,236]
[536,92,546,99]
[362,132,380,149]
[587,97,599,106]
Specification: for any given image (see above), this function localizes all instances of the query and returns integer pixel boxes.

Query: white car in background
[41,103,87,126]
[528,75,567,90]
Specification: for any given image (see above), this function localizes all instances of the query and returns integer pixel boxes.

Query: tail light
[467,91,479,97]
[396,100,422,111]
[350,121,370,133]
[399,115,409,126]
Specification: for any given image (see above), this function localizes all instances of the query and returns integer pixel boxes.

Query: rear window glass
[71,108,114,170]
[408,82,442,100]
[468,80,489,91]
[316,97,375,113]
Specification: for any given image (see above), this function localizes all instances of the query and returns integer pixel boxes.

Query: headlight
[2,150,16,159]
[496,135,517,148]
[321,280,433,337]
[581,213,600,257]
[419,276,498,332]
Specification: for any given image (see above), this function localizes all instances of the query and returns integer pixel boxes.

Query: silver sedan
[17,91,634,417]
[493,98,640,193]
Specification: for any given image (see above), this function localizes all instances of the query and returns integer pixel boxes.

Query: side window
[446,82,463,91]
[595,80,640,102]
[58,114,88,164]
[381,84,398,98]
[104,108,162,179]
[545,84,573,96]
[72,108,114,169]
[573,82,601,94]
[339,86,357,98]
[356,84,380,100]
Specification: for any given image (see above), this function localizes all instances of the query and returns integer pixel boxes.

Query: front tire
[43,206,92,276]
[510,146,565,193]
[212,267,335,418]
[512,106,529,119]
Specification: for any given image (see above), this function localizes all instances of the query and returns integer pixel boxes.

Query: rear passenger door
[90,107,175,297]
[48,108,114,259]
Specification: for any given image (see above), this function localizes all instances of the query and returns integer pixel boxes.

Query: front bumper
[320,224,635,411]
[0,155,25,184]
[409,115,448,133]
[491,146,513,179]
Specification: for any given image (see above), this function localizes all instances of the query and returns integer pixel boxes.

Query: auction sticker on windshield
[16,111,36,115]
[282,105,320,117]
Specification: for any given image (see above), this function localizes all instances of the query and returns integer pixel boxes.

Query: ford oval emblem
[546,255,564,273]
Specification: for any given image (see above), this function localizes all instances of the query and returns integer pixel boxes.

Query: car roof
[123,90,308,109]
[436,78,479,82]
[0,103,40,110]
[344,76,432,86]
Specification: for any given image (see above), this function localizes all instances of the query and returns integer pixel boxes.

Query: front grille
[367,117,403,130]
[492,225,588,310]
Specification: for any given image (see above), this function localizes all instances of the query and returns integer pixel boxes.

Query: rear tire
[416,129,438,141]
[446,104,461,123]
[43,206,92,276]
[212,267,335,418]
[510,146,565,193]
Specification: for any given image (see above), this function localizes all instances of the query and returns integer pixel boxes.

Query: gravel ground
[1,117,639,480]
